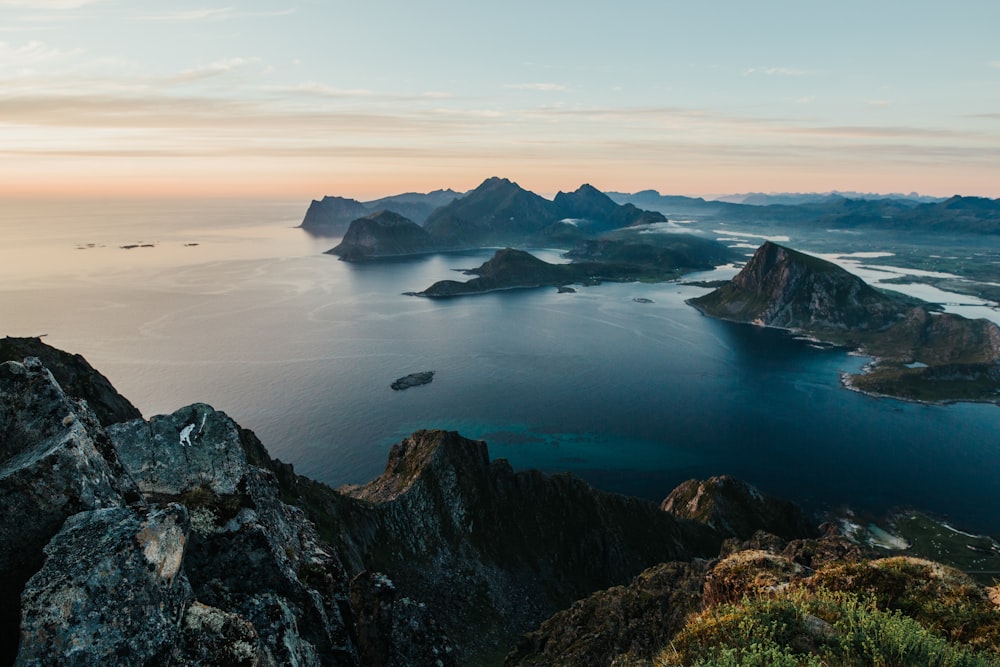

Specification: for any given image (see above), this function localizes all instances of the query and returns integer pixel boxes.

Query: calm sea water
[3,198,999,535]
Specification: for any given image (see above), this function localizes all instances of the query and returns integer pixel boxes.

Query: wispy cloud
[169,57,263,84]
[744,66,812,77]
[268,81,374,97]
[136,7,296,22]
[868,100,892,108]
[0,40,84,73]
[990,61,1000,69]
[0,0,104,7]
[503,83,570,92]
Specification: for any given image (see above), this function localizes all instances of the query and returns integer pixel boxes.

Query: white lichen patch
[189,507,219,537]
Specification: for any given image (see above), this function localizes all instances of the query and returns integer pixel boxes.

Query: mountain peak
[690,242,908,331]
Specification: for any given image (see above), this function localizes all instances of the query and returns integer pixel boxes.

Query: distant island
[391,371,435,390]
[689,241,1000,404]
[409,237,734,297]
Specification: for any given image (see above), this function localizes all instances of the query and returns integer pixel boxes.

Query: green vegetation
[659,587,1000,667]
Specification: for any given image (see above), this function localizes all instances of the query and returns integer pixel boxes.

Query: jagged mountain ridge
[422,177,667,248]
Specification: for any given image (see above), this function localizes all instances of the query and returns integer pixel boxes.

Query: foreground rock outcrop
[5,342,998,666]
[0,357,141,663]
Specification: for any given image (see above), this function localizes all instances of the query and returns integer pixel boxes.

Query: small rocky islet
[390,370,435,390]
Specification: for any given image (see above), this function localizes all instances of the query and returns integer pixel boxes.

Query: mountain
[300,189,461,235]
[552,183,666,231]
[364,188,462,225]
[300,195,370,233]
[689,242,1000,403]
[327,210,437,261]
[421,177,669,248]
[422,177,564,247]
[689,241,910,332]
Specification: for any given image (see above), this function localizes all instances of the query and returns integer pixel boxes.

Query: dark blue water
[3,199,998,535]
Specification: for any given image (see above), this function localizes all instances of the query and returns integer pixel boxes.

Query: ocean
[3,197,999,535]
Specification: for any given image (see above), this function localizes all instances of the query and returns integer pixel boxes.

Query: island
[409,236,736,298]
[688,241,1000,403]
[390,370,435,390]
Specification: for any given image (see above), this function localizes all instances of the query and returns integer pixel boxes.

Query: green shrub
[659,588,1000,667]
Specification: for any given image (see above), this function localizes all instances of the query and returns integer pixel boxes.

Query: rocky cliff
[279,429,724,663]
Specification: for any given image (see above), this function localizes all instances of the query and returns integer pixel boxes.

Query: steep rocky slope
[287,429,724,663]
[688,241,910,332]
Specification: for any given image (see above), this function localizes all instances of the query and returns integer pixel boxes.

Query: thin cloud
[0,0,104,7]
[744,66,812,76]
[170,57,263,83]
[503,83,570,92]
[136,7,296,22]
[869,100,892,108]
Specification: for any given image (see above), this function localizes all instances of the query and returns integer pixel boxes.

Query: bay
[3,198,999,536]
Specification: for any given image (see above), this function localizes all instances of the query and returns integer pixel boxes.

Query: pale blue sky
[2,0,999,198]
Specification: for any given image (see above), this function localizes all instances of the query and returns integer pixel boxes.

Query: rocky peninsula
[2,336,999,665]
[689,242,1000,404]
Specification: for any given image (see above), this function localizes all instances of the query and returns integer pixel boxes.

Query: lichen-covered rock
[660,475,815,541]
[17,504,193,666]
[184,468,359,666]
[350,571,455,667]
[179,602,266,666]
[109,403,360,665]
[505,561,707,667]
[0,358,140,662]
[108,403,250,496]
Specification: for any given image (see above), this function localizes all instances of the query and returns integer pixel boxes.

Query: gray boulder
[108,403,249,496]
[17,504,192,666]
[110,403,360,665]
[0,358,139,661]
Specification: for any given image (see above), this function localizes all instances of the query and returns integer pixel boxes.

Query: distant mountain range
[320,177,671,259]
[709,191,947,205]
[608,190,1000,234]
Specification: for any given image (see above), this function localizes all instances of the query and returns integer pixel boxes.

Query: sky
[2,0,999,200]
